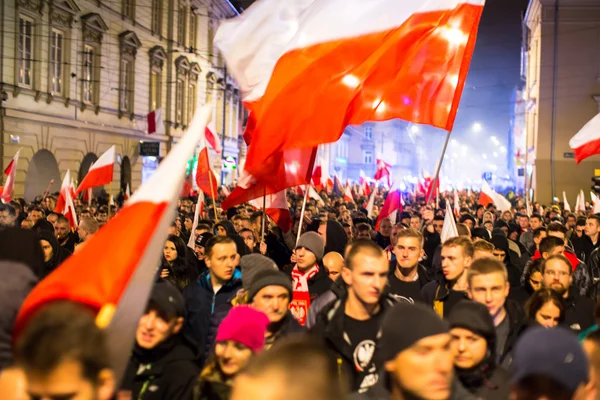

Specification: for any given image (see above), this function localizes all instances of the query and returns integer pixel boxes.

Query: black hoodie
[121,334,200,400]
[38,230,72,278]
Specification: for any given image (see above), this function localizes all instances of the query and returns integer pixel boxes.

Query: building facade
[523,0,600,203]
[0,0,243,201]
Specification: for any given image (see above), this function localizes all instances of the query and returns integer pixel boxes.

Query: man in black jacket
[389,228,431,304]
[121,281,200,399]
[311,240,393,394]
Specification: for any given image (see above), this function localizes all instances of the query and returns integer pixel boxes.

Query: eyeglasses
[544,270,569,278]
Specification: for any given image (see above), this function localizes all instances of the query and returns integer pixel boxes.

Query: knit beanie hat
[240,253,278,291]
[248,268,293,302]
[380,302,448,361]
[448,300,495,342]
[296,231,325,261]
[215,306,270,353]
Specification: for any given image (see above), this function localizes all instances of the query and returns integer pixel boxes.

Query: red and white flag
[124,184,131,201]
[76,146,115,194]
[569,113,600,163]
[205,120,222,154]
[376,187,402,230]
[343,185,354,203]
[187,190,205,249]
[14,105,212,382]
[479,181,511,212]
[215,0,484,191]
[147,108,165,135]
[307,185,325,206]
[374,159,391,185]
[453,189,460,217]
[366,187,377,219]
[250,190,292,232]
[1,149,21,203]
[195,133,219,198]
[55,170,78,229]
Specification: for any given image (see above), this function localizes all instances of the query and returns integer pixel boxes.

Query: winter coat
[182,269,242,361]
[194,369,232,400]
[563,287,596,333]
[347,376,478,400]
[497,299,527,369]
[38,230,72,278]
[121,335,200,400]
[421,279,469,318]
[264,311,306,350]
[306,276,347,329]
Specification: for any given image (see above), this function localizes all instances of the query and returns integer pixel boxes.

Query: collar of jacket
[198,268,242,291]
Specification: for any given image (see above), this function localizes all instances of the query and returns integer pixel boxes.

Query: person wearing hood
[307,218,349,255]
[38,230,72,279]
[249,211,291,268]
[448,300,510,399]
[0,228,44,371]
[160,235,199,291]
[490,234,521,290]
[195,306,269,400]
[120,281,200,400]
[183,236,243,361]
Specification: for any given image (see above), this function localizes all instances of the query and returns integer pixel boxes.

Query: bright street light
[482,154,487,159]
[500,146,507,153]
[472,122,482,133]
[493,152,498,158]
[410,125,420,134]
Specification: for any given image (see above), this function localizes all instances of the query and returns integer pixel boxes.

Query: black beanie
[247,268,293,301]
[447,300,495,341]
[380,302,448,361]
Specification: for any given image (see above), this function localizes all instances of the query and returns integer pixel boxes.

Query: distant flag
[376,185,401,230]
[55,170,78,229]
[76,146,115,194]
[147,108,165,135]
[187,190,205,249]
[454,189,460,217]
[569,113,600,163]
[563,191,571,212]
[479,181,511,212]
[366,187,377,219]
[576,190,586,213]
[441,202,458,243]
[204,119,222,154]
[1,149,21,203]
[343,185,354,203]
[374,159,391,186]
[307,185,324,206]
[250,190,292,232]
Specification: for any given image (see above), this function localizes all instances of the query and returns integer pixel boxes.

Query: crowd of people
[0,186,600,400]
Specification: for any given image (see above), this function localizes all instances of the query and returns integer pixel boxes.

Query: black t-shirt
[344,311,384,393]
[388,273,423,304]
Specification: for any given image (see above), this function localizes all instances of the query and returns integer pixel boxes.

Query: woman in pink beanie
[195,306,269,400]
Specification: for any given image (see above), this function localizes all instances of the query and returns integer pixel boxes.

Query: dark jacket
[183,269,242,361]
[498,299,527,369]
[421,279,468,318]
[563,287,596,333]
[347,375,477,400]
[306,276,347,329]
[306,219,348,255]
[121,335,200,400]
[283,263,333,300]
[38,230,72,278]
[264,311,306,349]
[195,377,231,400]
[311,295,397,392]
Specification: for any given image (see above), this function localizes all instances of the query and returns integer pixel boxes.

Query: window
[177,1,186,45]
[18,16,34,87]
[82,45,94,104]
[176,79,184,124]
[49,29,64,95]
[364,126,373,140]
[363,150,373,164]
[149,46,166,111]
[188,81,196,123]
[151,0,161,34]
[150,71,160,110]
[189,8,197,50]
[207,21,215,63]
[122,0,134,19]
[119,59,133,112]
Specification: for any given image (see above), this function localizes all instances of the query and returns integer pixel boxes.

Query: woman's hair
[163,234,195,289]
[525,288,566,323]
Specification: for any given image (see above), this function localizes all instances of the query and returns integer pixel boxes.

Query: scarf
[289,264,319,326]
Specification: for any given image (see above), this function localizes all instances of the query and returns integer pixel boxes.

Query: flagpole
[427,130,452,204]
[209,177,218,224]
[108,179,114,218]
[42,179,55,202]
[296,184,310,247]
[260,188,267,242]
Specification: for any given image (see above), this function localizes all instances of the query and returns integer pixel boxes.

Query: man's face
[206,242,239,282]
[394,237,423,270]
[410,217,421,230]
[530,217,542,230]
[441,246,471,281]
[566,216,577,229]
[30,210,43,224]
[252,285,290,323]
[575,225,585,238]
[136,308,182,349]
[194,245,205,261]
[432,220,443,234]
[0,210,15,226]
[240,230,256,251]
[55,222,70,240]
[385,333,453,400]
[184,218,193,231]
[342,252,388,305]
[380,219,393,237]
[233,218,243,232]
[344,226,353,240]
[533,231,547,247]
[450,327,487,369]
[483,221,493,231]
[40,239,53,263]
[47,214,58,227]
[519,216,529,230]
[529,271,543,291]
[238,208,249,218]
[77,228,88,242]
[463,219,474,230]
[542,259,572,296]
[26,360,114,400]
[492,248,506,263]
[468,272,509,320]
[356,229,371,240]
[585,219,599,237]
[96,212,108,223]
[483,213,494,223]
[295,247,317,269]
[390,226,403,247]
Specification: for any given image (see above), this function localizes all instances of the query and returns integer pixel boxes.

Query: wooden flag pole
[295,184,310,248]
[427,130,452,204]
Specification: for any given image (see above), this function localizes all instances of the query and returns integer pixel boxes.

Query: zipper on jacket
[137,365,153,400]
[337,357,343,379]
[211,292,216,313]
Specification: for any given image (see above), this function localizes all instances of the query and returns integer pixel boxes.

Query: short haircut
[30,207,45,216]
[1,204,16,217]
[442,236,474,259]
[533,227,546,239]
[576,217,587,227]
[238,216,250,223]
[79,217,100,234]
[473,240,495,253]
[16,302,110,384]
[238,228,255,239]
[205,235,235,258]
[240,336,347,400]
[547,222,567,236]
[468,257,508,285]
[540,254,572,275]
[185,212,194,221]
[525,288,565,324]
[456,223,470,237]
[196,223,211,232]
[56,215,69,225]
[395,228,423,247]
[345,239,385,271]
[588,215,600,226]
[530,213,542,221]
[512,375,574,400]
[250,210,264,224]
[355,223,371,233]
[566,213,577,221]
[539,236,565,255]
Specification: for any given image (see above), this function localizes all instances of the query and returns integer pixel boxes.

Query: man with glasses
[541,254,595,332]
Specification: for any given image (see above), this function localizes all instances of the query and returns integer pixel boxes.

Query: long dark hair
[525,288,566,324]
[162,234,196,290]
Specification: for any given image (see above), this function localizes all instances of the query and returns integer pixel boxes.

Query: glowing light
[439,24,468,46]
[410,125,420,134]
[342,74,360,88]
[493,152,498,158]
[451,139,458,145]
[472,122,482,132]
[500,146,507,153]
[285,161,299,176]
[490,136,498,143]
[482,154,487,159]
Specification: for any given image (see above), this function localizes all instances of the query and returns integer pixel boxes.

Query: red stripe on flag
[573,138,600,164]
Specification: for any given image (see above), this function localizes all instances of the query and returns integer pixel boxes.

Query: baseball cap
[149,281,185,318]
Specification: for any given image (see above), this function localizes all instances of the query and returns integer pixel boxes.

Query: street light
[410,125,420,134]
[472,122,482,133]
[493,152,498,158]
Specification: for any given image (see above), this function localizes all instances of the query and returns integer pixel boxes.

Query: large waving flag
[569,113,600,163]
[76,146,115,194]
[215,0,484,191]
[479,180,511,212]
[1,149,21,202]
[376,186,402,230]
[374,159,391,185]
[14,105,212,382]
[195,132,219,198]
[441,202,459,243]
[250,190,292,232]
[54,170,78,229]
